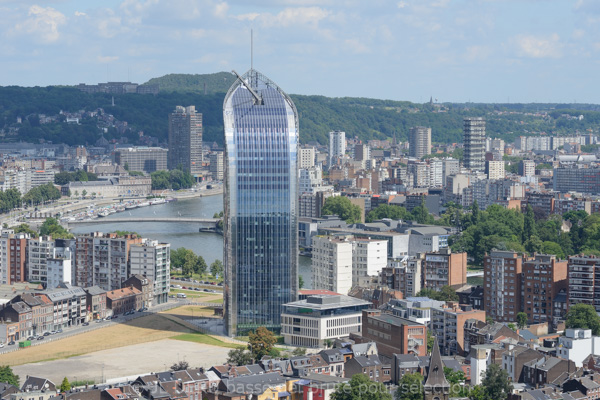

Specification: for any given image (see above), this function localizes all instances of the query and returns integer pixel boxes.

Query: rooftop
[283,295,370,311]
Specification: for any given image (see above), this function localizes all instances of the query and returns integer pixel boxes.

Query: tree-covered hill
[1,77,600,147]
[144,72,236,94]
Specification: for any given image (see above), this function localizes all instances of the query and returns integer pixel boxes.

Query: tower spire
[423,337,450,400]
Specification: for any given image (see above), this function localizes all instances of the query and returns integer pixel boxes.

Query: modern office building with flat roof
[223,69,298,336]
[281,294,371,347]
[168,105,203,178]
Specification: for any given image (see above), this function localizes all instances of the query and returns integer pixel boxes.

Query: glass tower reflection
[223,69,298,336]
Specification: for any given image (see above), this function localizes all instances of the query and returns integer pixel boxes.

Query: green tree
[54,171,73,185]
[366,204,412,223]
[170,248,187,271]
[417,286,459,302]
[395,372,423,400]
[195,255,208,275]
[427,330,435,354]
[507,323,517,331]
[322,196,362,224]
[292,347,307,356]
[540,241,565,259]
[444,367,469,397]
[299,275,305,289]
[182,251,197,277]
[480,363,512,400]
[516,312,528,329]
[523,205,537,242]
[81,189,87,198]
[40,217,73,239]
[59,377,71,392]
[565,303,600,335]
[248,327,277,361]
[332,374,392,400]
[411,197,434,224]
[74,169,89,182]
[524,235,542,254]
[226,348,253,366]
[210,259,223,278]
[14,224,37,238]
[0,366,19,386]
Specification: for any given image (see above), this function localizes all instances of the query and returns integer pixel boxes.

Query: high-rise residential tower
[223,69,299,336]
[409,126,431,159]
[329,130,346,168]
[168,105,203,178]
[463,117,486,171]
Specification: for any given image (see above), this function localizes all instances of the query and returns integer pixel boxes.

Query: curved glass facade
[223,69,298,336]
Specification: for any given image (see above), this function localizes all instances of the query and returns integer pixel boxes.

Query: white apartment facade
[352,238,387,287]
[129,239,171,304]
[557,328,600,367]
[46,248,72,289]
[299,147,316,169]
[26,236,55,285]
[487,160,505,180]
[312,236,353,295]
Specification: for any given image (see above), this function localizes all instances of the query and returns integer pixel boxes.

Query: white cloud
[74,11,86,17]
[251,6,330,28]
[97,55,119,63]
[12,5,66,43]
[397,1,408,8]
[514,33,562,58]
[344,38,370,54]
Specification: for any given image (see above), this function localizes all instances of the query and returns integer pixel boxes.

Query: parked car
[112,315,118,319]
[43,332,51,336]
[194,288,201,291]
[7,341,15,345]
[82,322,89,326]
[96,320,102,323]
[0,343,4,348]
[27,336,35,341]
[37,336,44,340]
[57,329,63,333]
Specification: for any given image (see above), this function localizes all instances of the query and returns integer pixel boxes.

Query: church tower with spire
[423,337,450,400]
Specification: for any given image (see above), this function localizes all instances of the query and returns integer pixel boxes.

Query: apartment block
[75,232,143,291]
[168,105,202,177]
[430,303,486,356]
[46,247,73,290]
[484,250,523,323]
[6,232,29,284]
[329,131,346,168]
[26,236,55,286]
[486,160,505,180]
[114,147,168,174]
[352,238,387,287]
[312,236,353,295]
[567,255,600,313]
[424,249,467,291]
[553,166,600,194]
[522,254,567,326]
[380,256,423,298]
[129,239,170,304]
[409,126,431,159]
[464,117,486,171]
[208,152,224,180]
[519,160,536,177]
[299,147,316,169]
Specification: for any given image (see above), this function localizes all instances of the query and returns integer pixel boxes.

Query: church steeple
[423,337,450,400]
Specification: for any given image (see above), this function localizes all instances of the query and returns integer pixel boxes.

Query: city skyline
[0,1,599,103]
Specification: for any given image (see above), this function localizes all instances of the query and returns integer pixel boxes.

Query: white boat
[98,210,110,217]
[150,198,166,205]
[138,201,150,207]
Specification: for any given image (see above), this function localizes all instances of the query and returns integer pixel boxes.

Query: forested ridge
[2,76,600,147]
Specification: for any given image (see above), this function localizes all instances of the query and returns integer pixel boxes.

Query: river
[69,194,313,288]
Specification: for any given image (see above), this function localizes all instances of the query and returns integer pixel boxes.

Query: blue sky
[1,0,599,103]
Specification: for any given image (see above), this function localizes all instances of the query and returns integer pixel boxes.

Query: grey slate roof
[352,355,381,368]
[84,286,106,296]
[220,372,286,395]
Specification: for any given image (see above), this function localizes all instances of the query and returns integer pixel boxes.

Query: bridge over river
[68,217,220,231]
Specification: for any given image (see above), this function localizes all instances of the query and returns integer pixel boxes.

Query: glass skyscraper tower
[223,69,298,336]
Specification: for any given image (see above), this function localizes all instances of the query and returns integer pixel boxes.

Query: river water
[69,194,313,288]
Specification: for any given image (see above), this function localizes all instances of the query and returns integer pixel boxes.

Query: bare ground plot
[12,339,232,385]
[0,306,229,366]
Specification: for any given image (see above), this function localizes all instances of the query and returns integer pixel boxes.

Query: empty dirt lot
[12,338,232,384]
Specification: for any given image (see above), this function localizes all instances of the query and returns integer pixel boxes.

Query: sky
[1,0,599,103]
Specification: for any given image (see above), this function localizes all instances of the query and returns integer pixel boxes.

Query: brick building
[522,254,567,326]
[484,250,524,322]
[106,286,142,315]
[424,249,467,291]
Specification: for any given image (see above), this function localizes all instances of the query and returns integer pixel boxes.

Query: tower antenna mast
[251,29,253,71]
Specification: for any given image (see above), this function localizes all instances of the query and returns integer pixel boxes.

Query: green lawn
[207,298,224,304]
[171,333,242,349]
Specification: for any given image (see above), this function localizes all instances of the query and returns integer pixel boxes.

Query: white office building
[281,294,371,347]
[557,328,600,367]
[27,236,55,285]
